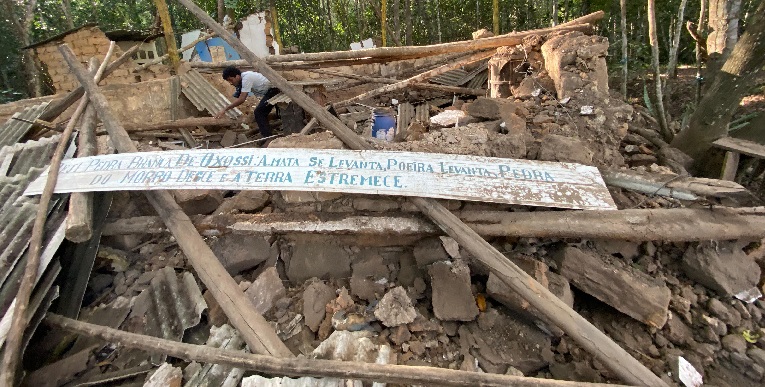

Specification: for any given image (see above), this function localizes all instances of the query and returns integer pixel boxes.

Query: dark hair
[222,66,241,80]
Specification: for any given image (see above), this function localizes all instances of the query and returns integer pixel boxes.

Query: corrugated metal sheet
[467,70,489,90]
[396,103,415,134]
[180,69,242,119]
[185,324,246,387]
[267,92,292,105]
[430,69,469,86]
[415,104,429,123]
[131,266,207,363]
[0,135,69,351]
[0,102,50,148]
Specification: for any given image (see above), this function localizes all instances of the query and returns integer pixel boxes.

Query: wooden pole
[0,56,104,386]
[45,314,628,387]
[58,44,293,359]
[152,0,180,71]
[123,117,241,133]
[100,208,765,242]
[39,44,141,123]
[334,50,494,108]
[261,12,601,63]
[66,51,115,243]
[176,1,667,385]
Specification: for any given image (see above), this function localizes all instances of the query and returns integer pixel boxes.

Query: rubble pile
[5,13,764,387]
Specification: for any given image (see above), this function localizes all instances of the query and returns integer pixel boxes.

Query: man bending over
[215,66,280,137]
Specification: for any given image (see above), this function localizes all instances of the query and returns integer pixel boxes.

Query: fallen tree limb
[335,50,495,108]
[59,44,293,359]
[101,208,765,242]
[44,314,626,387]
[178,1,665,385]
[0,58,102,385]
[39,44,141,123]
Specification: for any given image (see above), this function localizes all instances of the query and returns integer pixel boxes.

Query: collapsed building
[0,6,764,387]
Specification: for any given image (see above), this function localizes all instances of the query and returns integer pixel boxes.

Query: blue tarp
[194,36,241,62]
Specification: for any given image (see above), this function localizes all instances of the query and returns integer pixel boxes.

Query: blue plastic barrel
[372,108,396,141]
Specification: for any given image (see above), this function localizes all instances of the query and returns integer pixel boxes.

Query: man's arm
[215,93,248,118]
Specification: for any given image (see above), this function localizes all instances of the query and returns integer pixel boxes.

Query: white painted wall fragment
[240,12,279,58]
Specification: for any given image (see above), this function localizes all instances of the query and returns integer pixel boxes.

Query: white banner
[25,148,616,210]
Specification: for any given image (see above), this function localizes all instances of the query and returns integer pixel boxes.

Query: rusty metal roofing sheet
[180,69,242,119]
[0,102,50,148]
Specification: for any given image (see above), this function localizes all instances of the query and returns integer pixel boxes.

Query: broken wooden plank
[713,136,765,159]
[307,69,486,96]
[177,2,666,385]
[59,44,293,359]
[553,245,671,328]
[45,314,627,387]
[601,168,752,202]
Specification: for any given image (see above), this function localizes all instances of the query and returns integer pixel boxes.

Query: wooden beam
[66,53,114,243]
[59,44,293,359]
[100,207,765,242]
[45,314,627,387]
[122,117,241,133]
[721,151,740,181]
[260,14,600,64]
[176,2,665,385]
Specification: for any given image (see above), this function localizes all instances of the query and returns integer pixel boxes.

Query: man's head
[222,66,241,86]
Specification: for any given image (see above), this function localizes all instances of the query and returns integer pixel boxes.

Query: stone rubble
[27,29,765,387]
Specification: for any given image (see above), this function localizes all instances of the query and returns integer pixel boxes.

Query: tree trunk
[552,0,559,26]
[436,0,442,43]
[620,0,628,98]
[668,0,689,79]
[493,0,499,34]
[153,0,180,71]
[61,0,75,29]
[695,0,708,103]
[648,0,672,140]
[671,0,765,161]
[404,0,412,44]
[707,0,743,76]
[2,0,42,97]
[393,0,400,46]
[217,0,225,23]
[382,0,387,46]
[564,0,571,21]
